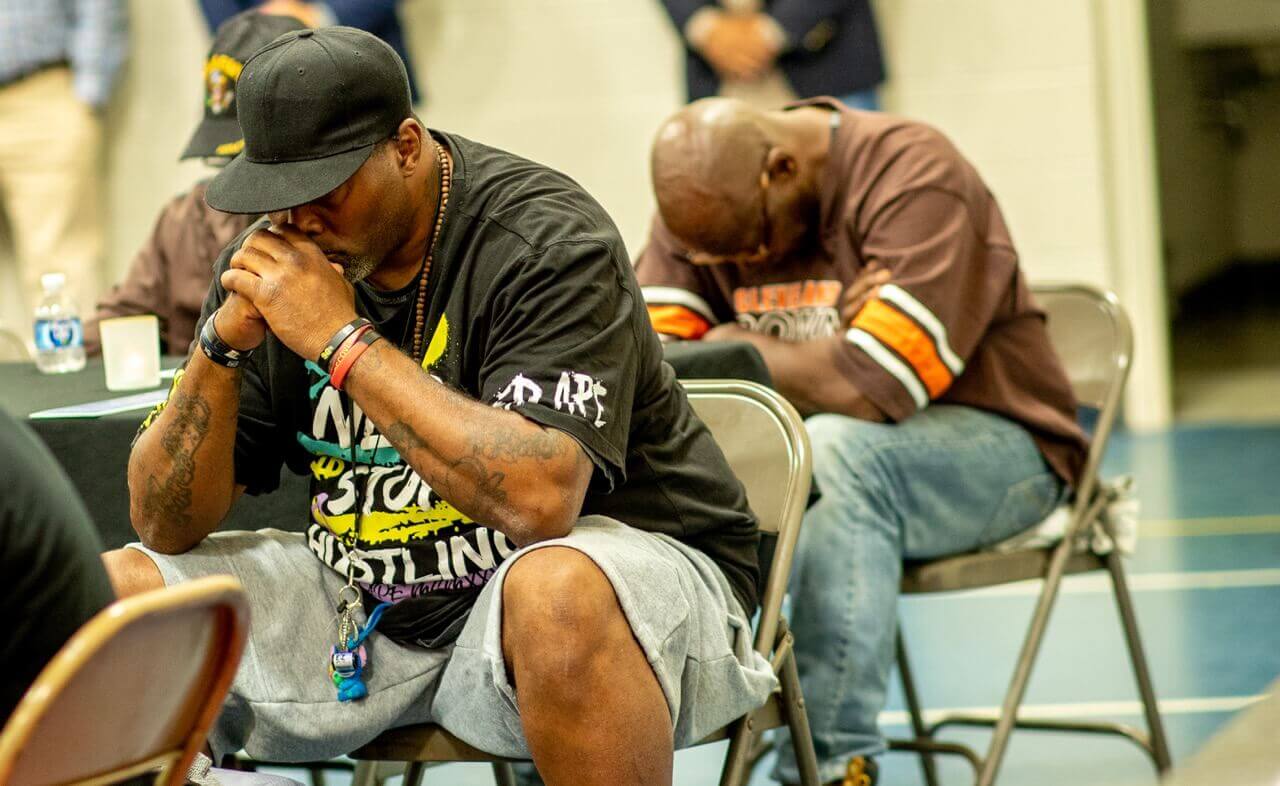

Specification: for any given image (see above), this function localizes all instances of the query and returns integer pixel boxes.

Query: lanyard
[327,396,391,702]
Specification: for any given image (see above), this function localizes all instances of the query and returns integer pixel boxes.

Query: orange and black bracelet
[330,328,384,390]
[319,317,373,370]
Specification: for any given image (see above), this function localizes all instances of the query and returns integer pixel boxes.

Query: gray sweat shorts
[126,516,776,763]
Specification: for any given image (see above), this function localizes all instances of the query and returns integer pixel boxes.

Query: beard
[327,252,380,283]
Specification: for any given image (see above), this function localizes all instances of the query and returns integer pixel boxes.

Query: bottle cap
[40,272,66,293]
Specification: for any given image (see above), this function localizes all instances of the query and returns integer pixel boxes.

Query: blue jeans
[838,88,880,112]
[773,405,1065,784]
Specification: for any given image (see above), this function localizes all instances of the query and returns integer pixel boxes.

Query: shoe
[841,756,877,786]
[783,754,878,786]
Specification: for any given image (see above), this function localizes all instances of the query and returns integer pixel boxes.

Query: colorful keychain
[330,584,391,702]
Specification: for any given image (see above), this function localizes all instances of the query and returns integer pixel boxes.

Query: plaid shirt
[0,0,127,107]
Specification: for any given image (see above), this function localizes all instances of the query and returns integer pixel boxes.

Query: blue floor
[262,422,1280,785]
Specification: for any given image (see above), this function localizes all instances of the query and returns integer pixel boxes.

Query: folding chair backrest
[0,576,250,786]
[682,380,812,655]
[1031,284,1133,507]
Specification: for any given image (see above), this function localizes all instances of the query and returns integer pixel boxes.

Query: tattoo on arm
[382,418,587,532]
[141,390,213,526]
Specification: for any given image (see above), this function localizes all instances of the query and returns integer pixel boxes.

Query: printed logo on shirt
[297,359,505,600]
[490,370,608,429]
[732,280,843,340]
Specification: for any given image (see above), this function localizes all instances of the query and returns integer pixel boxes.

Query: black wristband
[319,317,373,370]
[200,310,255,368]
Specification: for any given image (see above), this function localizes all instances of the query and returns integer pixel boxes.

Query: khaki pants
[0,66,104,317]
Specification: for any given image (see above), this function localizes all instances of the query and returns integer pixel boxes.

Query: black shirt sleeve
[0,408,114,723]
[478,240,638,491]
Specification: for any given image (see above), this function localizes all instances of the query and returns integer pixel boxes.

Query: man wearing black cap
[102,26,774,784]
[85,11,306,355]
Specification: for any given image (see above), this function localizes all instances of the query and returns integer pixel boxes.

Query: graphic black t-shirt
[158,132,760,647]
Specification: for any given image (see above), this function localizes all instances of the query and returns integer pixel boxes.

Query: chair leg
[1106,551,1173,773]
[404,762,427,786]
[491,762,518,786]
[351,761,380,786]
[777,625,822,786]
[896,628,940,786]
[718,712,759,786]
[973,538,1075,786]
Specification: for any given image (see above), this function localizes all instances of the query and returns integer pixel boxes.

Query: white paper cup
[101,315,161,391]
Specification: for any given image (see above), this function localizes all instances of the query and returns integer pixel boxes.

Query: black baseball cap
[180,11,307,161]
[205,26,414,215]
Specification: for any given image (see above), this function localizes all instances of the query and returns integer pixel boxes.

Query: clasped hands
[214,226,359,361]
[698,11,783,82]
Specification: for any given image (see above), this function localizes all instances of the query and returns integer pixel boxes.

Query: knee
[804,414,893,492]
[101,548,164,598]
[501,547,626,678]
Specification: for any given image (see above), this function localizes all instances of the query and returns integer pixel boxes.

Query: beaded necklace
[407,140,452,362]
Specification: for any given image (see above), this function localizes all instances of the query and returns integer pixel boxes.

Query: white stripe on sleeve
[640,286,717,323]
[845,327,929,411]
[877,284,965,376]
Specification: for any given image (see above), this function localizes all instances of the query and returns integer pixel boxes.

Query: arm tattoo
[141,390,212,526]
[383,418,582,532]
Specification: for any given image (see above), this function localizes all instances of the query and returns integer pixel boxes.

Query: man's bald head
[650,98,830,265]
[651,99,772,257]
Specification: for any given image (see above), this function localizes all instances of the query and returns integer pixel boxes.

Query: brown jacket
[85,181,255,355]
[636,99,1089,486]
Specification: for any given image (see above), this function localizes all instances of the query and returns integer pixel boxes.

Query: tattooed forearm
[384,419,429,453]
[382,415,582,541]
[140,391,212,526]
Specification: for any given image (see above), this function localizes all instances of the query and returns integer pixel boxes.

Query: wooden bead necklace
[409,140,452,362]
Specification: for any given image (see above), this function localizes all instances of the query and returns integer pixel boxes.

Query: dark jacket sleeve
[325,0,400,31]
[198,0,252,31]
[767,0,851,48]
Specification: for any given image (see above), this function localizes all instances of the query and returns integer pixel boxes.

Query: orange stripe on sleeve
[647,304,711,340]
[851,300,954,398]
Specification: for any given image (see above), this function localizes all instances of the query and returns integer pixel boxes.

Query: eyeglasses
[684,149,774,266]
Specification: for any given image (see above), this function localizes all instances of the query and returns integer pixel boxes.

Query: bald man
[635,97,1090,786]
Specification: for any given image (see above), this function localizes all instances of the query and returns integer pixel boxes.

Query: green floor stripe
[1139,515,1280,538]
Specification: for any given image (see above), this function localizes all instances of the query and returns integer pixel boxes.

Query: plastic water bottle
[33,272,86,374]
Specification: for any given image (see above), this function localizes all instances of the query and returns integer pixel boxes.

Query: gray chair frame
[349,379,821,786]
[887,284,1173,785]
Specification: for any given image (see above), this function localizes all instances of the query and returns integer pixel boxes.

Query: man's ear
[393,118,424,175]
[765,147,798,181]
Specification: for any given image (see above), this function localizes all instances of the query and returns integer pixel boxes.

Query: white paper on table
[28,388,170,419]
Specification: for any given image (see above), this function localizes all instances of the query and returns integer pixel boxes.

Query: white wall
[874,0,1113,286]
[0,0,1171,424]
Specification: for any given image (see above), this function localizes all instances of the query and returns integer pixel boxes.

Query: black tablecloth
[0,342,770,549]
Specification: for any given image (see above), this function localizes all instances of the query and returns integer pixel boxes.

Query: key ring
[336,582,361,613]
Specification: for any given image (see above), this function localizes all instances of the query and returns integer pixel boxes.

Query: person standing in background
[84,11,305,356]
[0,0,128,326]
[660,0,884,110]
[198,0,421,102]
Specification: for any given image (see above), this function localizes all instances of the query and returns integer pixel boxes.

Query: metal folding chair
[350,379,822,786]
[0,576,250,786]
[887,284,1173,785]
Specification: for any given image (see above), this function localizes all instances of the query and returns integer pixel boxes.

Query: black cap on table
[181,11,307,161]
[205,26,414,215]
